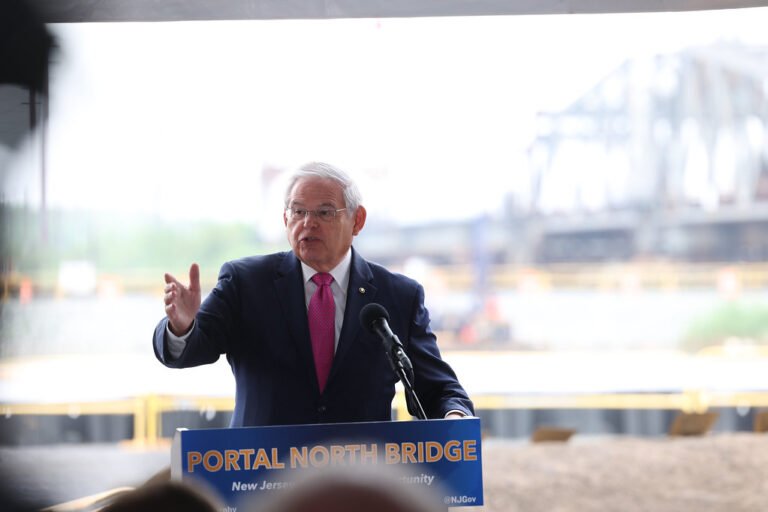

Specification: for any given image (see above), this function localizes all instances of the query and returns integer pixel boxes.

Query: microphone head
[359,303,390,332]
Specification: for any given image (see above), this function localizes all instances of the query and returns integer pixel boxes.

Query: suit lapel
[330,249,377,380]
[274,252,318,393]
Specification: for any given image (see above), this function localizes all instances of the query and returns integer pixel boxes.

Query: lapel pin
[358,287,366,294]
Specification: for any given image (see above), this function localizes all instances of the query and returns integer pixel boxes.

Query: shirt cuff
[165,319,195,359]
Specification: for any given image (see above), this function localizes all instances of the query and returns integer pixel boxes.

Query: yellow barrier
[4,390,768,445]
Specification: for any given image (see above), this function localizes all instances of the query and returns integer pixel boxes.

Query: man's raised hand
[164,263,201,336]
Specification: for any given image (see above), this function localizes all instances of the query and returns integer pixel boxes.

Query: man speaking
[153,162,474,426]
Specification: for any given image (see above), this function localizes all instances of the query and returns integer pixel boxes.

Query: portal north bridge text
[187,440,479,472]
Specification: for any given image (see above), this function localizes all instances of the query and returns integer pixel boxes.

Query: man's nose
[302,211,318,226]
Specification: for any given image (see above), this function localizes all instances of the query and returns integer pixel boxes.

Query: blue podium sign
[171,418,483,509]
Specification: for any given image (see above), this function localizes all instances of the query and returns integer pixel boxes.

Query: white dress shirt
[299,249,351,351]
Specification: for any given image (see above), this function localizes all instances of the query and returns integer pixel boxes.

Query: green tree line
[1,204,279,283]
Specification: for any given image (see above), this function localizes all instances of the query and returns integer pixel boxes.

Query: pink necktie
[308,272,335,393]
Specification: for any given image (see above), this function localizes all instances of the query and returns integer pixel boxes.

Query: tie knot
[312,272,333,287]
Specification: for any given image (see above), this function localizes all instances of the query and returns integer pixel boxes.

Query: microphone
[359,303,425,419]
[359,303,413,376]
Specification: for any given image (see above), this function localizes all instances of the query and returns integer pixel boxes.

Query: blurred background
[2,3,768,508]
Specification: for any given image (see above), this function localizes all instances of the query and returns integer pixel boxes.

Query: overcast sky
[4,7,768,238]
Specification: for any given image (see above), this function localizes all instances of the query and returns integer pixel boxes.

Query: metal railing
[4,389,768,445]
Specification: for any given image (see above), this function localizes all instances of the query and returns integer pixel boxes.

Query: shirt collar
[301,248,352,291]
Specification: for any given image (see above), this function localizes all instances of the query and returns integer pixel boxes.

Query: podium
[171,418,484,509]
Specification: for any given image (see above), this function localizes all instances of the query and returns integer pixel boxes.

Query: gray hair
[284,162,363,216]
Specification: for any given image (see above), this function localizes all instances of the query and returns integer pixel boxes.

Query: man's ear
[352,206,367,236]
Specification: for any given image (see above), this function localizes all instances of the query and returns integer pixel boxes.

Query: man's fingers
[188,263,201,292]
[163,264,198,327]
[165,265,198,291]
[164,273,181,286]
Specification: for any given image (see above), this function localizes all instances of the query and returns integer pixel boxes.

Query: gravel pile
[479,433,768,512]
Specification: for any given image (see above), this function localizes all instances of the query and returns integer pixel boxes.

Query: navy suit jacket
[153,249,474,427]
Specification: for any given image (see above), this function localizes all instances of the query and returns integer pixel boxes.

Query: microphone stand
[388,341,427,420]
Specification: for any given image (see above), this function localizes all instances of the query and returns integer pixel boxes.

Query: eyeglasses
[285,207,347,222]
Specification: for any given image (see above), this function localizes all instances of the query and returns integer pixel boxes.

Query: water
[0,295,163,357]
[2,290,768,407]
[2,289,761,357]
